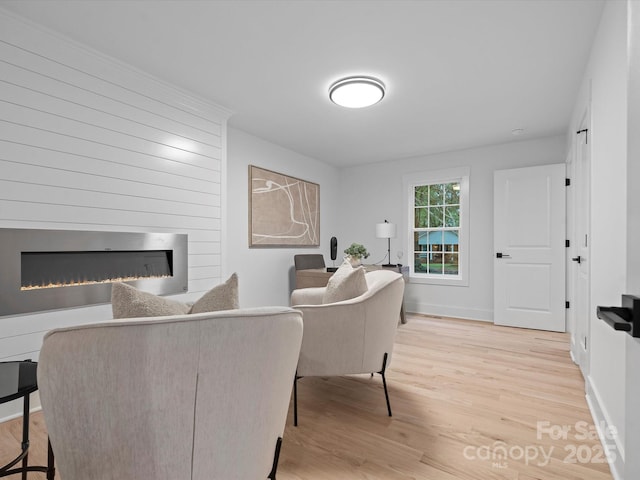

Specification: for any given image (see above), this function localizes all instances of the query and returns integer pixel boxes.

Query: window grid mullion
[412,180,461,277]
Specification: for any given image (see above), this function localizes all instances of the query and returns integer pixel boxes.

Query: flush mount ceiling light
[329,76,385,108]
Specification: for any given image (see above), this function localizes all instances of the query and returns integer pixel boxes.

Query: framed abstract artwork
[249,165,320,247]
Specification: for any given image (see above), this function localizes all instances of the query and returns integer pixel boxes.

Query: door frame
[570,105,592,375]
[566,145,576,357]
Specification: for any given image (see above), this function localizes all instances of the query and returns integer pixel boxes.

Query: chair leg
[293,373,299,427]
[268,437,282,480]
[46,439,55,480]
[378,352,392,417]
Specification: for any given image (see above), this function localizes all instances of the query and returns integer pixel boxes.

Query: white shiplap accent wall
[0,9,231,382]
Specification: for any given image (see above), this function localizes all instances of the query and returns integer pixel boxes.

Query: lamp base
[381,263,397,268]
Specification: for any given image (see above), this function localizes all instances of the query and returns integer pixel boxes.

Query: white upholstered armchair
[37,307,303,480]
[290,269,405,425]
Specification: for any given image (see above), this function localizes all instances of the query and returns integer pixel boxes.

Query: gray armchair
[37,307,303,480]
[293,254,326,270]
[290,269,404,425]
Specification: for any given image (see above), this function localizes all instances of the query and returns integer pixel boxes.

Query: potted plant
[344,243,369,266]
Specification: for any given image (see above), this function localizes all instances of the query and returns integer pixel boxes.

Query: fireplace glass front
[0,229,188,316]
[21,250,173,290]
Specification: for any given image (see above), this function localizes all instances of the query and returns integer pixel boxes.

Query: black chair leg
[378,352,392,417]
[46,439,55,480]
[293,373,299,427]
[268,437,282,480]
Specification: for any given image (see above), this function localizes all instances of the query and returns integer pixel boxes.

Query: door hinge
[565,178,571,186]
[566,301,570,309]
[576,128,589,144]
[566,239,570,248]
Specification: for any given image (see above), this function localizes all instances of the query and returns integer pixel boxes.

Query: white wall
[568,1,628,477]
[625,3,640,477]
[226,128,340,307]
[624,2,640,478]
[0,11,229,418]
[337,135,566,321]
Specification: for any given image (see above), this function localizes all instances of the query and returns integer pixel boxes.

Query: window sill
[409,275,469,287]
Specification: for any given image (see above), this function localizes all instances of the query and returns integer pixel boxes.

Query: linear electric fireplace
[0,229,188,316]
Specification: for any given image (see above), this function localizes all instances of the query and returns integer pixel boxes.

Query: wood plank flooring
[0,314,613,479]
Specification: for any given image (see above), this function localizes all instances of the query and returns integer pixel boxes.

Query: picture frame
[249,165,320,247]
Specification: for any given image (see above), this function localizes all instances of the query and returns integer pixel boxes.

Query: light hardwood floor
[0,314,613,479]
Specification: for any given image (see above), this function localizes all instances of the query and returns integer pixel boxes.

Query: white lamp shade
[376,222,396,239]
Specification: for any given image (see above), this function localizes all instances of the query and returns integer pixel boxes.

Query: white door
[572,114,591,371]
[494,164,566,331]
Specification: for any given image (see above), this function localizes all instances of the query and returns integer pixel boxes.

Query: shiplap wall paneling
[0,10,231,375]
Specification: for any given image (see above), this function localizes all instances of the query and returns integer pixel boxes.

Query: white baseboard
[569,348,578,365]
[0,391,41,424]
[405,301,493,322]
[0,404,42,425]
[585,375,625,480]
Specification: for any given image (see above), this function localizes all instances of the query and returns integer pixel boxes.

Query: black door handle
[596,295,640,337]
[572,256,582,264]
[596,306,632,332]
[496,252,511,259]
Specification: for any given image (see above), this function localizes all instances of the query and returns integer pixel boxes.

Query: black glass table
[0,361,55,479]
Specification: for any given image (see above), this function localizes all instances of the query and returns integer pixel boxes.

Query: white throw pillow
[323,260,367,304]
[111,273,239,319]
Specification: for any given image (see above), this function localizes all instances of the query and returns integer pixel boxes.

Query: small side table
[0,361,55,479]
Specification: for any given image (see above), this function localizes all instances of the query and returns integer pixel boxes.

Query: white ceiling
[1,0,604,167]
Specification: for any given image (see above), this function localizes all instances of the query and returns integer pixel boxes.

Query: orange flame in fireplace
[21,274,171,291]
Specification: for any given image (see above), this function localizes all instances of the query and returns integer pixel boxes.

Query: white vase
[348,256,361,267]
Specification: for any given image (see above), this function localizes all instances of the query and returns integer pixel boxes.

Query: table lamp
[376,220,397,267]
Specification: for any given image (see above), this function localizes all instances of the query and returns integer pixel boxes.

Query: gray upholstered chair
[293,254,326,270]
[290,269,405,425]
[37,307,303,480]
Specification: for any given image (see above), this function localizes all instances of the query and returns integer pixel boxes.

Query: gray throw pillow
[111,282,190,319]
[189,272,239,314]
[323,260,367,304]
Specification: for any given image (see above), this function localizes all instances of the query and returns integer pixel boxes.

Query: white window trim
[402,166,470,287]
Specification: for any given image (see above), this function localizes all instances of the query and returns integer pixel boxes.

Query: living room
[0,1,639,479]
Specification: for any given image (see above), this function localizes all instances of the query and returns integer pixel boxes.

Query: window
[413,181,460,275]
[403,167,469,286]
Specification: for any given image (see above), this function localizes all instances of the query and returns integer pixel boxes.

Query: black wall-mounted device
[330,237,338,261]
